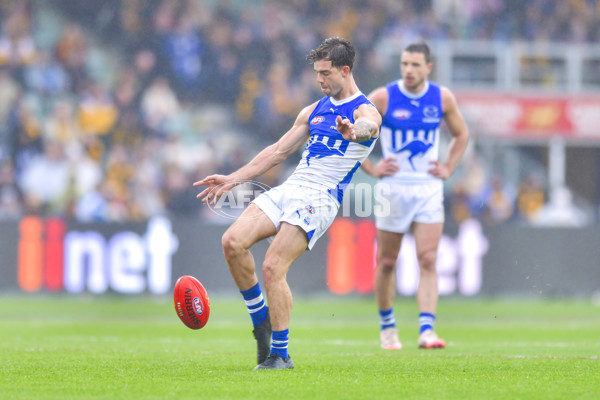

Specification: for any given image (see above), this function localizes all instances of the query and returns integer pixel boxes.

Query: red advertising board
[456,93,600,139]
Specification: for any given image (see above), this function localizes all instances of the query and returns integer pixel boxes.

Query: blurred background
[1,0,600,298]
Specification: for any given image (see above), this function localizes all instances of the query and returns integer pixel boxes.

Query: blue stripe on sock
[271,329,289,359]
[419,312,435,334]
[240,283,262,300]
[240,283,267,326]
[379,308,396,330]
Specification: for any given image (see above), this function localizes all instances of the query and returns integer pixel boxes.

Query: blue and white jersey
[285,91,377,204]
[379,80,443,184]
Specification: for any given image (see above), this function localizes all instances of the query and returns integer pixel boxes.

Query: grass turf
[0,295,598,399]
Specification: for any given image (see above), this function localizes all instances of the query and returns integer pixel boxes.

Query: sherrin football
[174,275,211,329]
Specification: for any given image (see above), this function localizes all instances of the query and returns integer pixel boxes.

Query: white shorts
[252,182,339,250]
[374,180,444,234]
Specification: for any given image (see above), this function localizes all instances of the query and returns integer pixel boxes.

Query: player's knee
[262,258,283,285]
[221,231,243,260]
[379,256,397,273]
[418,250,437,272]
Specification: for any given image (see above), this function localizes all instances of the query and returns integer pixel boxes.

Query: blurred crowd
[0,0,598,224]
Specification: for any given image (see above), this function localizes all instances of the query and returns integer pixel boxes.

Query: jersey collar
[330,91,363,106]
[398,80,429,99]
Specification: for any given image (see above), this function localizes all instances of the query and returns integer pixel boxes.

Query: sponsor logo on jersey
[392,109,411,119]
[311,116,325,124]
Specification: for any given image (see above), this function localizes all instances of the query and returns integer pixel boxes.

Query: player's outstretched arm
[428,87,470,180]
[194,102,317,204]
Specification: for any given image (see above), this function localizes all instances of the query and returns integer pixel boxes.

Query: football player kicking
[195,37,381,369]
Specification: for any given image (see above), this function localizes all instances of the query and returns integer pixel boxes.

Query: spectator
[516,173,545,223]
[163,163,198,217]
[0,68,21,157]
[0,159,24,219]
[111,67,145,147]
[482,175,515,225]
[140,76,180,134]
[74,181,108,222]
[448,178,473,224]
[162,14,204,99]
[23,50,71,97]
[55,23,88,92]
[77,80,119,151]
[7,94,43,175]
[0,8,36,74]
[43,99,80,148]
[18,140,70,214]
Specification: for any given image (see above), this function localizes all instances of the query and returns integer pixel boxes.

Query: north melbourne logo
[305,135,348,166]
[423,105,441,122]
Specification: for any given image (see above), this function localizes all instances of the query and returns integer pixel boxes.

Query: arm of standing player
[336,103,381,143]
[428,87,469,180]
[361,157,400,178]
[194,102,317,204]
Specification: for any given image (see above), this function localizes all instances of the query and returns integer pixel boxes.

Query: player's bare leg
[221,204,277,291]
[412,222,442,314]
[413,221,446,349]
[254,222,307,370]
[262,222,307,330]
[375,230,404,311]
[374,229,404,350]
[221,204,278,364]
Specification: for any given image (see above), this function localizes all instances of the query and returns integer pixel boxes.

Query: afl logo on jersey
[392,109,411,119]
[311,116,325,124]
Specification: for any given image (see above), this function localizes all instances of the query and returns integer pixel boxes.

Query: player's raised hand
[336,115,356,141]
[193,174,237,205]
[427,161,451,180]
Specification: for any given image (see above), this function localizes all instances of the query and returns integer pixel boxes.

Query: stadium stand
[0,0,599,224]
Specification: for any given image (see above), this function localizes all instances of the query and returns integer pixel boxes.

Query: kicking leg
[221,204,277,363]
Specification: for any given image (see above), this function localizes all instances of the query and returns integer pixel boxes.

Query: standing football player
[361,42,469,350]
[195,37,381,369]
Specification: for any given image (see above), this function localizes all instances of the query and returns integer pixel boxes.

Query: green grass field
[1,295,598,399]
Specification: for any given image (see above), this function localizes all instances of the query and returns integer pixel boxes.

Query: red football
[173,275,211,329]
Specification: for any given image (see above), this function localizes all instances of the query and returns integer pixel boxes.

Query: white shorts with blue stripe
[252,182,339,250]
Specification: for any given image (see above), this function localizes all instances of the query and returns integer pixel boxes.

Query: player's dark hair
[405,42,431,63]
[306,37,355,71]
